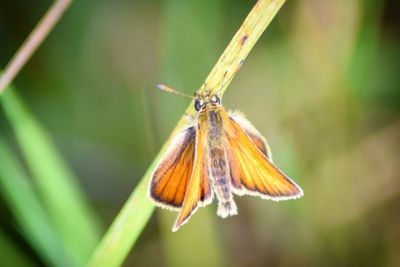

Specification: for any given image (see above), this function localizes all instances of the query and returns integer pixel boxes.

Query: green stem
[87,1,285,266]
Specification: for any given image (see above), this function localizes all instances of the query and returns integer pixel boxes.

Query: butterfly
[148,76,303,232]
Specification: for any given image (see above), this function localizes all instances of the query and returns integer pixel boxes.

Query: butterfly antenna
[156,83,194,99]
[215,60,244,97]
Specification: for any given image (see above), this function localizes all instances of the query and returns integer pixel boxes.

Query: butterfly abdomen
[205,108,238,218]
[209,146,238,218]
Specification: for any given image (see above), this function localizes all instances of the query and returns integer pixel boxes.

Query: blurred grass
[159,212,225,267]
[86,166,156,267]
[0,135,71,266]
[0,229,36,267]
[346,0,385,99]
[0,86,102,266]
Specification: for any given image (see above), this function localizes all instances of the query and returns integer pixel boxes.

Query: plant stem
[87,0,286,266]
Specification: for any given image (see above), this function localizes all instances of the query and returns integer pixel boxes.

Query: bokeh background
[1,0,400,266]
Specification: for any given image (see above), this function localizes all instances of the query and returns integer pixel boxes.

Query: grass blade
[0,136,72,266]
[1,87,102,266]
[87,1,286,266]
[0,229,36,267]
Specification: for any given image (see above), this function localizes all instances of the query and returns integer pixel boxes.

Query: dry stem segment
[0,0,72,95]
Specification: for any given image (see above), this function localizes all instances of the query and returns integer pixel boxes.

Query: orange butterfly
[149,79,303,232]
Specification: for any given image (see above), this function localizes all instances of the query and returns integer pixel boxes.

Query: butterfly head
[194,92,221,112]
[156,83,222,112]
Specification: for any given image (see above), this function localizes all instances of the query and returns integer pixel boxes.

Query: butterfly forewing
[149,126,196,209]
[225,114,303,199]
[173,124,212,231]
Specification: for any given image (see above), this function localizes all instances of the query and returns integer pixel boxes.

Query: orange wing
[149,126,196,209]
[225,115,303,200]
[229,111,272,159]
[173,125,212,231]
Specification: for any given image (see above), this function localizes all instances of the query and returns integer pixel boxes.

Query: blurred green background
[1,0,400,266]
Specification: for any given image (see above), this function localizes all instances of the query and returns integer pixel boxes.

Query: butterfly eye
[194,100,201,111]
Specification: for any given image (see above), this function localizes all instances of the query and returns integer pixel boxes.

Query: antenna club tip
[155,83,164,90]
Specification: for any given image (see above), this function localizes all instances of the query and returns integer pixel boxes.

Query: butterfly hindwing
[229,110,272,159]
[149,126,196,209]
[225,113,303,200]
